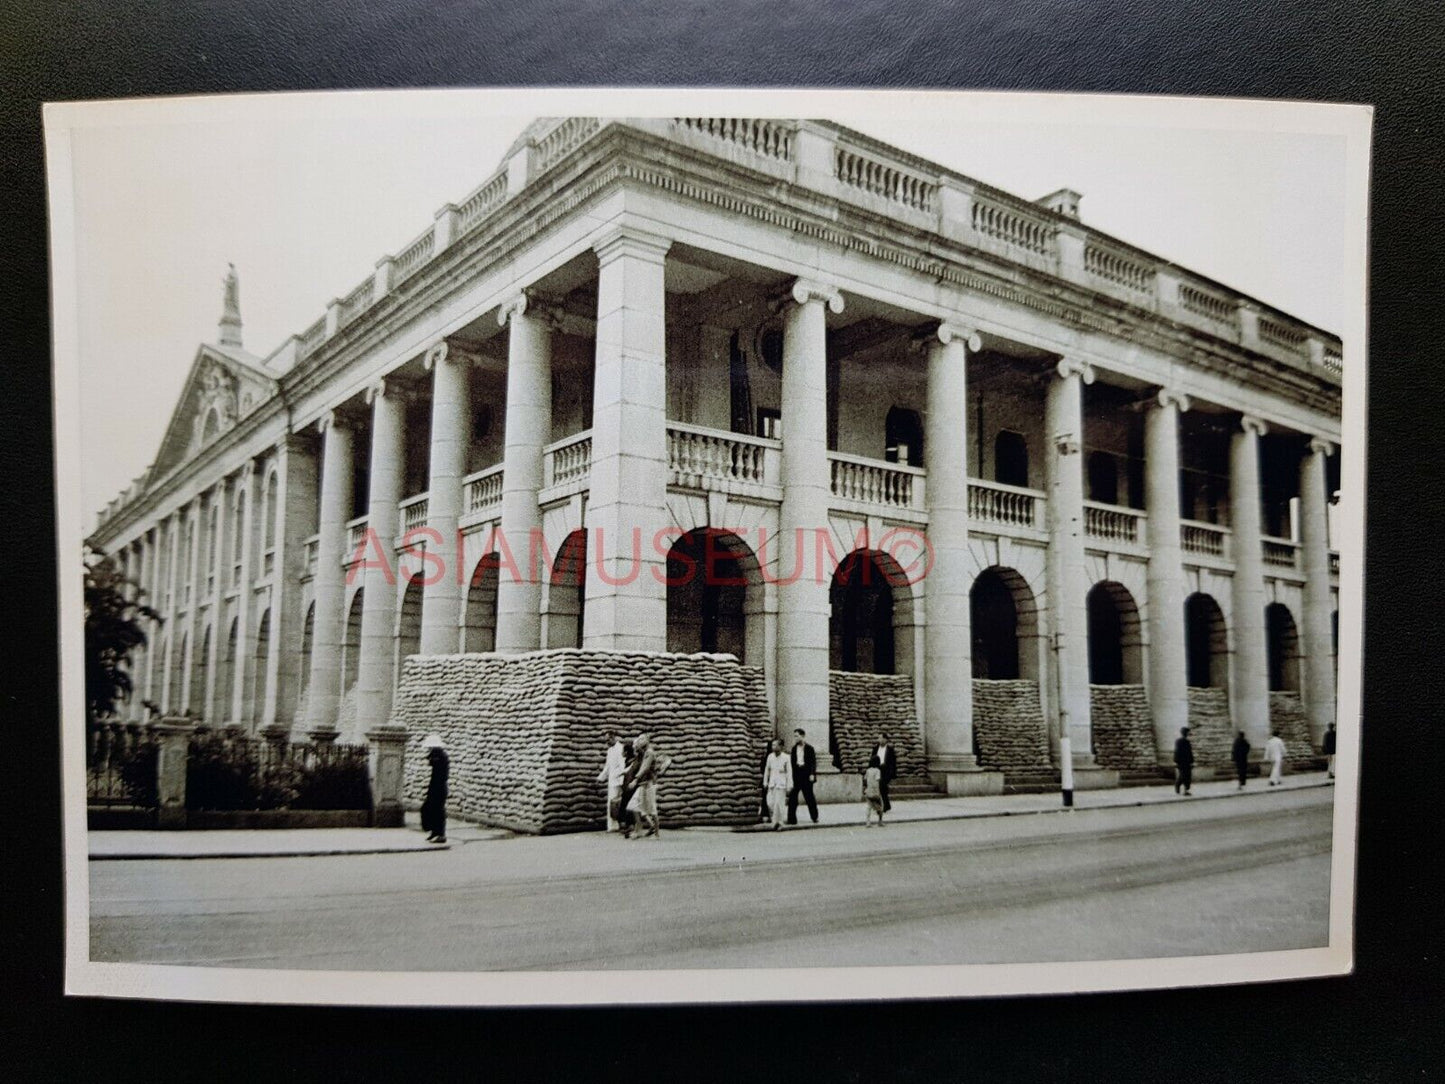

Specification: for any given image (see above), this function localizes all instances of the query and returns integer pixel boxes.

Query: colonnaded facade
[89,117,1343,798]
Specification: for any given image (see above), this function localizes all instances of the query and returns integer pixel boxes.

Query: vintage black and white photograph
[49,89,1368,1004]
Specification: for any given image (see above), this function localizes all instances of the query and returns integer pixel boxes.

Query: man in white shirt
[868,734,898,812]
[1264,731,1288,787]
[597,732,627,831]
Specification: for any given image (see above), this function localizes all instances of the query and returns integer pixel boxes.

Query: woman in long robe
[420,733,449,843]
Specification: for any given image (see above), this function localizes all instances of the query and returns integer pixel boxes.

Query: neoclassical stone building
[89,117,1342,798]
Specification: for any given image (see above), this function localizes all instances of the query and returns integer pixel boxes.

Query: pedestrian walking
[862,763,885,827]
[597,731,627,832]
[763,738,792,830]
[1173,726,1194,796]
[757,742,773,823]
[626,733,667,839]
[1323,723,1337,779]
[868,733,898,812]
[1232,731,1251,789]
[1265,731,1287,786]
[786,728,819,825]
[420,733,449,844]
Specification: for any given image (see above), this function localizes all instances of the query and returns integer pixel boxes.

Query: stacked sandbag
[971,679,1051,772]
[393,649,767,834]
[1269,691,1318,766]
[1089,685,1159,769]
[827,671,927,777]
[1186,687,1233,766]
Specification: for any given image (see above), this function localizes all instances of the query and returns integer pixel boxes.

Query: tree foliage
[84,547,161,730]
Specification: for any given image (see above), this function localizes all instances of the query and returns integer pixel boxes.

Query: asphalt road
[89,786,1334,970]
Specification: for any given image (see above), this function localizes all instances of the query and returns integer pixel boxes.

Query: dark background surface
[2,1,1440,1080]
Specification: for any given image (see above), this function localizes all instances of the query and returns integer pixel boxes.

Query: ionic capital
[497,291,529,327]
[1307,436,1335,458]
[593,224,673,268]
[498,290,565,331]
[1055,358,1096,385]
[1239,414,1268,438]
[317,408,351,435]
[364,375,414,406]
[1152,387,1191,413]
[936,322,982,352]
[790,278,845,314]
[422,340,448,372]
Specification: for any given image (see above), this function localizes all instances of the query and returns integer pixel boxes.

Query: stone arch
[831,548,918,677]
[1087,581,1143,685]
[1266,601,1301,692]
[465,551,500,653]
[248,610,270,729]
[1185,592,1229,689]
[666,529,764,664]
[543,529,587,649]
[299,601,315,701]
[220,616,238,724]
[342,589,363,693]
[970,566,1040,682]
[395,574,424,684]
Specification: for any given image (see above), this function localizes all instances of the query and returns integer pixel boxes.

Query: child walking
[863,764,885,827]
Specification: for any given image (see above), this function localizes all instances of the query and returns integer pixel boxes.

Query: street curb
[725,779,1334,833]
[89,843,453,861]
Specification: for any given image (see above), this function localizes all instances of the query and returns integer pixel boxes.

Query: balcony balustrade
[542,430,593,496]
[398,493,429,537]
[1262,537,1300,571]
[1180,520,1231,560]
[828,453,926,514]
[463,465,504,519]
[968,479,1043,532]
[1085,502,1147,547]
[344,516,369,565]
[668,423,780,492]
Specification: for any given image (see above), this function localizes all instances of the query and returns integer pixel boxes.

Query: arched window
[667,530,760,661]
[465,555,500,653]
[1266,603,1301,692]
[994,431,1029,488]
[545,530,587,648]
[885,406,924,467]
[395,576,424,686]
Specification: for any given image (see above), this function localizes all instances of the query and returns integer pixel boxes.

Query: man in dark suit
[867,733,898,812]
[786,728,819,825]
[1173,726,1195,796]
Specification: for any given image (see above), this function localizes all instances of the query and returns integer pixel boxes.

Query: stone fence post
[151,717,196,830]
[366,727,408,827]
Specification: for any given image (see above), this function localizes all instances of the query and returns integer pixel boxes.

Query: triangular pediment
[148,344,278,483]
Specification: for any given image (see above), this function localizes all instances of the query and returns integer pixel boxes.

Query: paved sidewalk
[734,772,1333,831]
[88,773,1332,859]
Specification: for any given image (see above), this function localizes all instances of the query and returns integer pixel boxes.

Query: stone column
[1045,359,1104,775]
[356,378,407,735]
[420,339,472,655]
[203,479,230,723]
[923,323,999,794]
[1299,436,1336,747]
[179,501,202,712]
[1144,388,1191,760]
[229,464,257,727]
[263,435,317,736]
[495,291,554,653]
[582,225,671,651]
[159,514,182,713]
[305,413,355,736]
[139,531,158,716]
[1230,415,1271,751]
[775,278,843,790]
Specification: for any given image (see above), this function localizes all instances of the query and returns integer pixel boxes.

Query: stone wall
[394,650,770,834]
[828,671,927,777]
[971,679,1051,772]
[1269,691,1318,766]
[1187,687,1233,767]
[1089,685,1158,769]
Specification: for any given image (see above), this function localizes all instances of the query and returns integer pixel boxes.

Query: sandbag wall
[395,650,770,834]
[971,679,1052,772]
[828,671,927,777]
[1269,691,1319,766]
[1186,687,1233,766]
[1089,685,1159,769]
